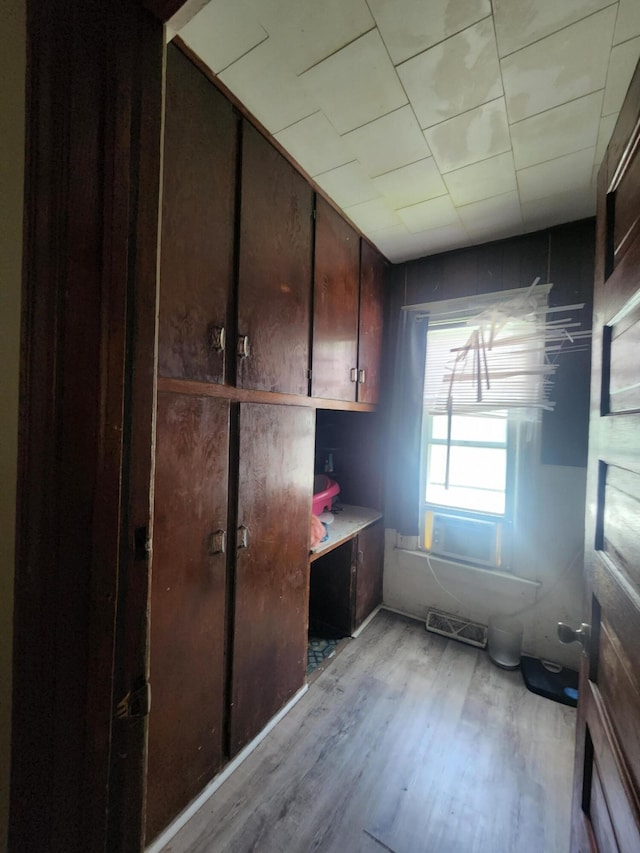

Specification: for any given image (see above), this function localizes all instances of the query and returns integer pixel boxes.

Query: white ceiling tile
[219,39,315,132]
[368,0,491,65]
[314,162,380,208]
[397,18,502,129]
[602,36,640,116]
[614,0,640,46]
[457,191,523,237]
[396,195,461,233]
[521,187,597,230]
[510,92,603,170]
[444,152,517,206]
[370,222,468,262]
[299,30,407,135]
[501,7,617,123]
[517,148,596,203]
[493,0,614,58]
[342,106,432,178]
[246,0,374,74]
[594,113,617,166]
[179,0,268,73]
[274,112,353,177]
[371,158,447,208]
[343,198,402,232]
[425,97,511,173]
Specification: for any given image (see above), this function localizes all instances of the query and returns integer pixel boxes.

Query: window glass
[430,412,507,443]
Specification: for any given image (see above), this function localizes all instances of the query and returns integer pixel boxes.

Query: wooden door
[237,123,313,395]
[312,196,360,401]
[354,520,384,630]
[570,61,640,852]
[158,45,237,383]
[357,241,385,404]
[309,541,357,638]
[230,403,314,755]
[146,393,230,843]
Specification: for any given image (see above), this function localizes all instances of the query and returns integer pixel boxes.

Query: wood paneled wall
[385,219,596,468]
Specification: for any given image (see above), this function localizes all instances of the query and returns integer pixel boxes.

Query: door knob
[557,622,591,650]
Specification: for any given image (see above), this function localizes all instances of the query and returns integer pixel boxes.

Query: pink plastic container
[312,475,340,515]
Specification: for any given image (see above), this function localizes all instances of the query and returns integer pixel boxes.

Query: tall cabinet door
[230,403,314,755]
[357,242,385,404]
[146,393,230,843]
[237,124,313,395]
[312,196,360,401]
[158,45,237,383]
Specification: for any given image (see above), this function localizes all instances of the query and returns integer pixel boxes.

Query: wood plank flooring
[161,610,576,853]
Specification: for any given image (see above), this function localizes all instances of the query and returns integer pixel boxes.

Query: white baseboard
[350,604,382,638]
[380,604,426,624]
[145,683,309,853]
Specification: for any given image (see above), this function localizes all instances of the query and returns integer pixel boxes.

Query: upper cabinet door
[237,123,313,395]
[158,46,237,383]
[357,241,385,405]
[312,196,360,401]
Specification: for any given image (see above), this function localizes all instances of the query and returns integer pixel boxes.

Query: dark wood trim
[156,376,378,412]
[172,36,391,264]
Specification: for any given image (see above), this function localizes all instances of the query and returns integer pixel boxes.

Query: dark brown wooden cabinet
[358,241,385,404]
[158,45,237,383]
[230,403,314,754]
[147,392,230,841]
[237,123,314,395]
[312,196,360,401]
[309,519,384,638]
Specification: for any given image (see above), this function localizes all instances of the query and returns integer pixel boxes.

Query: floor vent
[426,609,488,649]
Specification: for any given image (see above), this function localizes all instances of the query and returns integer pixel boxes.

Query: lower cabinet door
[230,402,315,755]
[146,393,230,843]
[354,520,384,630]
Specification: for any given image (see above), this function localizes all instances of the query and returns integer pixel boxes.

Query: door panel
[146,393,230,842]
[230,403,314,755]
[312,196,360,401]
[354,520,384,629]
[158,45,237,383]
[358,241,385,404]
[237,123,313,395]
[572,57,640,853]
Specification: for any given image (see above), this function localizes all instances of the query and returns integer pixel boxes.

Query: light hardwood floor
[162,610,576,853]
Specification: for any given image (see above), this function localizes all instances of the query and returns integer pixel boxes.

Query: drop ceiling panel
[342,106,432,178]
[594,113,618,166]
[246,0,374,74]
[371,222,469,262]
[300,30,407,135]
[372,158,447,208]
[522,187,596,230]
[614,0,640,45]
[397,195,461,233]
[425,97,511,173]
[343,198,402,233]
[517,148,596,203]
[314,161,380,208]
[397,18,502,129]
[510,92,603,170]
[602,36,640,116]
[274,112,353,177]
[493,0,614,58]
[501,7,617,123]
[219,39,315,132]
[444,151,517,206]
[367,0,491,65]
[179,0,267,73]
[457,191,523,238]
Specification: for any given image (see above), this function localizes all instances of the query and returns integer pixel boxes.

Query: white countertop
[310,505,383,562]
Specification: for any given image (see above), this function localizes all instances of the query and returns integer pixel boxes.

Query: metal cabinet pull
[237,525,249,549]
[358,368,366,384]
[350,367,358,382]
[237,334,250,359]
[208,529,226,555]
[557,621,591,651]
[208,324,226,353]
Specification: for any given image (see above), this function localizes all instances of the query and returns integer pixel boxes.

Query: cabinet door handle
[208,324,226,352]
[357,549,364,567]
[208,529,227,555]
[350,367,358,382]
[358,368,366,384]
[237,334,250,359]
[237,525,249,550]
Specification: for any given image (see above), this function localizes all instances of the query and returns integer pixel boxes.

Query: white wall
[0,0,25,846]
[384,443,586,671]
